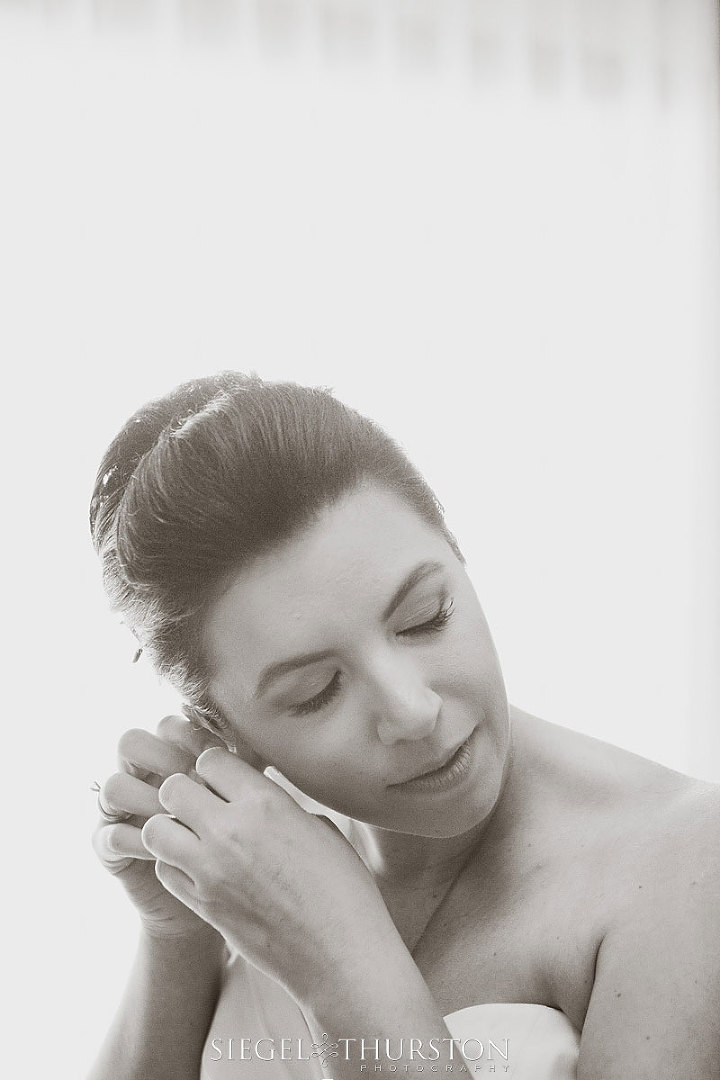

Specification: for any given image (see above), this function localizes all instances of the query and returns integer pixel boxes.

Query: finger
[141,813,201,868]
[158,772,225,835]
[178,704,266,770]
[97,795,132,824]
[155,860,198,908]
[156,714,228,758]
[92,821,155,868]
[155,715,268,787]
[195,746,267,801]
[99,771,164,822]
[117,728,197,782]
[165,710,267,772]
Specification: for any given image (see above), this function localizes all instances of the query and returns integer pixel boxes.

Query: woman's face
[202,483,511,838]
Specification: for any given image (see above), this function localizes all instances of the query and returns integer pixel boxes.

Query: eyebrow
[253,559,445,699]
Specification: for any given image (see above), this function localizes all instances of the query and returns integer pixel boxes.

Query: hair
[89,371,461,736]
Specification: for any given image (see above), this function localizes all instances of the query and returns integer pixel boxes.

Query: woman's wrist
[297,933,433,1029]
[300,954,453,1080]
[138,921,227,970]
[285,909,409,1013]
[87,923,227,1080]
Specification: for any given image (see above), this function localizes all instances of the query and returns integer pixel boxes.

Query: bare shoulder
[512,708,720,861]
[637,775,720,916]
[578,777,720,1078]
[559,730,720,931]
[620,769,720,879]
[581,735,720,901]
[665,776,720,851]
[596,766,720,937]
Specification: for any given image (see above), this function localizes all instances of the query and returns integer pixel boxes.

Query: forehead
[201,484,453,692]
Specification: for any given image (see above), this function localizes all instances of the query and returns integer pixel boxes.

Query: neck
[347,817,491,890]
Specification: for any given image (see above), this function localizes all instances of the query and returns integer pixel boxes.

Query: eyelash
[290,599,455,717]
[400,598,455,637]
[292,670,342,717]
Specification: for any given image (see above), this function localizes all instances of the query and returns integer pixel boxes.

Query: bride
[88,371,719,1080]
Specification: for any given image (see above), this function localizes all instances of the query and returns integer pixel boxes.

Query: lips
[390,735,470,786]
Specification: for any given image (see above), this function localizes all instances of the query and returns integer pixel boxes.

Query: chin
[358,785,496,838]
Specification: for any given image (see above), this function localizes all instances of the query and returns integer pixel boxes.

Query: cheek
[459,606,500,669]
[256,725,337,778]
[228,714,295,774]
[438,625,503,704]
[271,729,377,804]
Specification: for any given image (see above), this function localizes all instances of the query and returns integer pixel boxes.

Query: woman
[89,371,719,1080]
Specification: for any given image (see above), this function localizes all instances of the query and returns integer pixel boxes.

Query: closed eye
[288,600,454,715]
[399,598,455,637]
[291,670,342,716]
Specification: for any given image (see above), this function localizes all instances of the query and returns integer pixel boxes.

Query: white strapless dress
[201,954,580,1080]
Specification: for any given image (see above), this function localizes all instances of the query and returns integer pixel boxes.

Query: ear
[181,702,269,772]
[181,702,225,740]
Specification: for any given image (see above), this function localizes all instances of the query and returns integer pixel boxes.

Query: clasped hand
[142,748,395,1005]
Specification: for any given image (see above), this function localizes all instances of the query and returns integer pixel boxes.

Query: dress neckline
[446,1002,563,1013]
[443,1001,581,1035]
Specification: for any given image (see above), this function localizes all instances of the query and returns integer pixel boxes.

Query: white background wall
[0,1,717,1075]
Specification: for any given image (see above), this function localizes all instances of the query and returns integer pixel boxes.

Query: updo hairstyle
[89,372,460,737]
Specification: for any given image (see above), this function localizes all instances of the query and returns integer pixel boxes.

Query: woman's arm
[88,716,233,1080]
[300,941,459,1080]
[87,927,226,1080]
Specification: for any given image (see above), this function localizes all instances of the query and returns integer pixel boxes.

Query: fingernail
[196,746,222,772]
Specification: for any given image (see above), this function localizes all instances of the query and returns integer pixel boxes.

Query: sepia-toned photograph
[1,3,718,1078]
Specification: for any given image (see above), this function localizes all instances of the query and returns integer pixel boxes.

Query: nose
[370,657,442,746]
